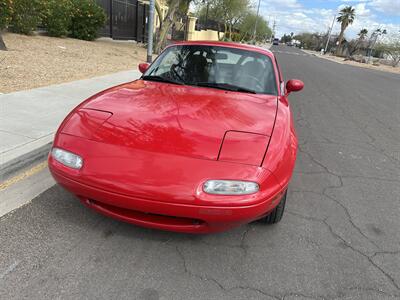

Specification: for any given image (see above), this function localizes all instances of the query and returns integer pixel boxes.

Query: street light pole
[324,14,336,54]
[252,0,261,41]
[147,0,155,63]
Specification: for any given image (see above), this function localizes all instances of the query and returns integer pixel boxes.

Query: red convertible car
[48,41,304,233]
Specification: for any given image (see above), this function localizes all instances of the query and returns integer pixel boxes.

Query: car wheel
[261,190,287,224]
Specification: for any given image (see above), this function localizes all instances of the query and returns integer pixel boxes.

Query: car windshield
[143,45,278,95]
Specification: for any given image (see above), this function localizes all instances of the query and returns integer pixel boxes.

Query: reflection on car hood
[78,80,278,161]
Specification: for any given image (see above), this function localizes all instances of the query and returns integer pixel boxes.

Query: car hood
[65,80,278,163]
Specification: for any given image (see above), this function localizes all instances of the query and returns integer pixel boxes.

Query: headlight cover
[51,148,83,169]
[203,180,259,195]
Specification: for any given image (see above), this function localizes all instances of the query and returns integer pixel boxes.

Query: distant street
[1,45,399,300]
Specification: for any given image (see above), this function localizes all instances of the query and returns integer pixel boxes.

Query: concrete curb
[1,134,54,178]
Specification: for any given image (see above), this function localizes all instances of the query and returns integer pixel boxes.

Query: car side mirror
[286,79,304,95]
[139,63,150,74]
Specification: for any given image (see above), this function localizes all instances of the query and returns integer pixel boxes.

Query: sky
[258,0,400,39]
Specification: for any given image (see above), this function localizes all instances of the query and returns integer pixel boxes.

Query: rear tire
[261,190,287,224]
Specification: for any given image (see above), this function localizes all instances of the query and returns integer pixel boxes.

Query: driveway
[0,45,399,300]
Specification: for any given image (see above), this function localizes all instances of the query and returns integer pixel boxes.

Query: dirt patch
[0,33,148,94]
[303,49,400,75]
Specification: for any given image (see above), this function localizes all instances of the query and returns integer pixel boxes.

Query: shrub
[9,0,41,34]
[376,41,400,67]
[70,0,106,41]
[4,0,105,40]
[0,0,13,30]
[42,0,72,37]
[230,32,241,42]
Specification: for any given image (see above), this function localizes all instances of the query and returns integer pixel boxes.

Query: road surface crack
[297,145,382,250]
[175,244,282,299]
[287,211,400,293]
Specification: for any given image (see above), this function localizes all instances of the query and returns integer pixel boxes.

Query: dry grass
[0,33,148,93]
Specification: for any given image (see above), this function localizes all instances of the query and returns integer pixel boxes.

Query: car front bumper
[48,133,289,233]
[50,167,286,234]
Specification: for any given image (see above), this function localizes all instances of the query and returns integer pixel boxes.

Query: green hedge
[70,0,106,41]
[6,0,106,40]
[9,0,41,34]
[41,0,73,37]
[0,0,13,30]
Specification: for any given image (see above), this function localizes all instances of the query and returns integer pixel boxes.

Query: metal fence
[97,0,148,42]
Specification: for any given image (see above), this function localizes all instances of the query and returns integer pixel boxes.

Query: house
[96,0,167,42]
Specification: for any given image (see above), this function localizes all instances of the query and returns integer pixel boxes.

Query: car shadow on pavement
[32,184,259,245]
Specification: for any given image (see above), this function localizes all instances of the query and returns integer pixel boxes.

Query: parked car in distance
[273,38,280,45]
[48,41,304,234]
[286,42,293,47]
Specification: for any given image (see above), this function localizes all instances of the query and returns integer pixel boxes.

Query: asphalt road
[1,45,399,300]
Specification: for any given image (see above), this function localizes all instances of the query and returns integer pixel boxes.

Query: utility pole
[272,19,276,41]
[147,0,155,63]
[324,14,336,54]
[252,0,261,41]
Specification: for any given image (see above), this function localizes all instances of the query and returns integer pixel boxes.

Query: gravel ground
[302,49,400,74]
[0,33,148,94]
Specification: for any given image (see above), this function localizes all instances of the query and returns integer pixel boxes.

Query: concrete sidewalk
[1,70,141,176]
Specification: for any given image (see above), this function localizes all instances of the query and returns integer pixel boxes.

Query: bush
[230,32,241,42]
[0,0,13,30]
[42,0,72,37]
[5,0,105,41]
[9,0,41,34]
[70,0,106,41]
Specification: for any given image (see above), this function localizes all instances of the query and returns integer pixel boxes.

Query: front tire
[261,190,287,224]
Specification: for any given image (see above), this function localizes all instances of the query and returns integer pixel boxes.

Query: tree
[155,1,163,29]
[294,32,325,50]
[238,12,271,42]
[365,28,387,60]
[0,0,13,50]
[280,33,292,43]
[220,0,250,39]
[196,0,250,40]
[368,28,386,49]
[335,5,355,55]
[358,28,368,40]
[155,0,193,53]
[347,28,368,57]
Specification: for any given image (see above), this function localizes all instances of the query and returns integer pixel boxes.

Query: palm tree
[347,28,368,57]
[335,6,356,55]
[358,28,368,40]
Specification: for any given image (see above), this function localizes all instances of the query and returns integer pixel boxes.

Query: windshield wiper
[193,82,257,94]
[142,75,184,85]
